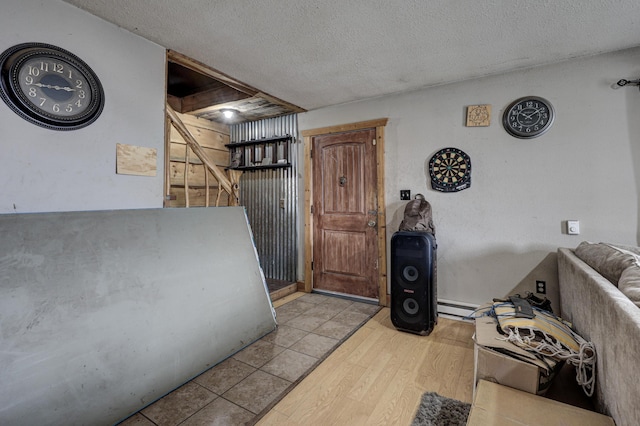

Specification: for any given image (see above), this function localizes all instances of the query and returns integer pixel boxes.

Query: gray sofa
[558,242,640,426]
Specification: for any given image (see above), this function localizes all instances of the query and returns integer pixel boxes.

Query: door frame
[301,118,389,306]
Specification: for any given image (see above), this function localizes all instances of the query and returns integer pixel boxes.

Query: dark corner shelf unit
[226,135,293,171]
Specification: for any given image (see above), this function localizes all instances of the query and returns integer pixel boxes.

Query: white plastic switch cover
[567,220,580,235]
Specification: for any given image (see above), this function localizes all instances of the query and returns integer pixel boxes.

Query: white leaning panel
[0,207,276,425]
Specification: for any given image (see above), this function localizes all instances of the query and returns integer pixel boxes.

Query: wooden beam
[184,145,190,208]
[303,135,313,293]
[167,94,182,112]
[255,92,306,113]
[181,86,252,113]
[175,113,230,136]
[166,104,235,199]
[301,118,389,137]
[164,113,172,208]
[204,165,210,207]
[227,169,243,207]
[375,124,388,307]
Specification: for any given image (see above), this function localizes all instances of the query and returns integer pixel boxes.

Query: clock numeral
[39,98,46,106]
[75,80,83,89]
[52,103,60,113]
[27,66,40,76]
[65,104,73,113]
[24,76,34,85]
[28,87,37,97]
[53,63,64,74]
[39,61,49,72]
[75,99,82,108]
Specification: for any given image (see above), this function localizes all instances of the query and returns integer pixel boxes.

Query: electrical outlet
[536,280,546,294]
[400,190,411,200]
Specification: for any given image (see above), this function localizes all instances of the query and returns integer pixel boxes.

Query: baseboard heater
[437,299,478,322]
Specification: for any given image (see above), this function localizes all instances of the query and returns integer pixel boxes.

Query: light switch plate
[567,220,580,235]
[400,190,411,200]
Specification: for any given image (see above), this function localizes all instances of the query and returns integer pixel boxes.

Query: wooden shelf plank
[227,163,291,172]
[225,135,292,148]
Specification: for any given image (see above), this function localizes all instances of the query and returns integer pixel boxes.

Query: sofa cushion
[608,243,640,256]
[574,241,638,285]
[619,264,640,308]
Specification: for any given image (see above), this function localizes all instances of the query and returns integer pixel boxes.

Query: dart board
[428,147,471,193]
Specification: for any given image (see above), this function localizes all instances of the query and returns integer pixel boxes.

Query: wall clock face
[428,147,471,193]
[0,43,104,130]
[502,96,554,139]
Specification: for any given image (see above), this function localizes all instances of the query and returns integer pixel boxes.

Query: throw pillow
[608,243,640,256]
[619,264,640,308]
[574,241,638,285]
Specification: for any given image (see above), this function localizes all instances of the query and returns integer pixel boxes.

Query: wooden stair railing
[166,104,242,206]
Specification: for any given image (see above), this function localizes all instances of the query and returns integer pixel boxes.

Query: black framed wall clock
[428,147,471,193]
[0,42,104,130]
[502,96,554,139]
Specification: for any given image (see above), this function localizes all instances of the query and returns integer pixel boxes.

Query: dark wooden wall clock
[428,147,471,192]
[0,43,104,130]
[502,96,554,139]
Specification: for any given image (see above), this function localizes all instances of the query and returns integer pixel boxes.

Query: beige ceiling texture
[64,0,640,115]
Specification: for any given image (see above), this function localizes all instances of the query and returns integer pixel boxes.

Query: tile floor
[118,293,380,426]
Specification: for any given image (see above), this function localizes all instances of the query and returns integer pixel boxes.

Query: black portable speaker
[390,231,437,335]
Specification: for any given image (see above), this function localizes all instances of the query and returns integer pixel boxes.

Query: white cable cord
[501,326,597,396]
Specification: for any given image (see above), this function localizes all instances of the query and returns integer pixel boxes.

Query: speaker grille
[402,297,420,315]
[402,265,419,282]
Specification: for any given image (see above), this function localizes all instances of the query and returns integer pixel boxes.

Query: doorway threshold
[266,279,297,302]
[312,288,379,305]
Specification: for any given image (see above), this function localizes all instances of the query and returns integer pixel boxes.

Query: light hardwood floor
[258,305,475,426]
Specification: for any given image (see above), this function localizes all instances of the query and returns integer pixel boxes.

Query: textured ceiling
[63,0,640,111]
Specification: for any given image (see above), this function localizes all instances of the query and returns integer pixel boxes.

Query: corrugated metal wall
[230,114,298,282]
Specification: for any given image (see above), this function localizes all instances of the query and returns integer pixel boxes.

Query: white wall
[299,48,640,305]
[0,0,166,214]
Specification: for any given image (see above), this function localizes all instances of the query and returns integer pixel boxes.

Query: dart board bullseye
[428,147,471,193]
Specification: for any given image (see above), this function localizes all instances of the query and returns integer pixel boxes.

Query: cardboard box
[468,380,615,426]
[474,311,558,395]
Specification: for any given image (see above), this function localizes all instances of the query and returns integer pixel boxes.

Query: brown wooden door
[312,128,379,299]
